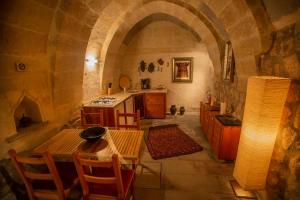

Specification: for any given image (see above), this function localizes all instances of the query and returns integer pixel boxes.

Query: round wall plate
[119,75,131,90]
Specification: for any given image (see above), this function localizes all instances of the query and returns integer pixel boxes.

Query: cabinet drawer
[144,93,165,105]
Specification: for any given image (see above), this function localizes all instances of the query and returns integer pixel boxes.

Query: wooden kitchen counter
[82,89,167,127]
[84,89,167,108]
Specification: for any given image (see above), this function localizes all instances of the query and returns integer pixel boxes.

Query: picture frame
[223,41,235,82]
[172,57,193,82]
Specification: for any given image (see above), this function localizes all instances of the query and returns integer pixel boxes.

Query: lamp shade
[233,76,291,190]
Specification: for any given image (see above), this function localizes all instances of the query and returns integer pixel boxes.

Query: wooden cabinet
[200,102,219,137]
[144,93,166,118]
[200,102,241,160]
[212,116,241,160]
[82,97,133,127]
[82,107,115,127]
[207,111,219,144]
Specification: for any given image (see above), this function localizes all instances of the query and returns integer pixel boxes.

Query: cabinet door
[200,102,204,125]
[203,110,209,135]
[144,93,166,118]
[212,120,222,156]
[82,107,115,127]
[207,112,218,144]
[134,94,145,118]
[219,126,241,160]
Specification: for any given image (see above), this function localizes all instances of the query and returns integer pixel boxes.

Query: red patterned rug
[145,124,203,160]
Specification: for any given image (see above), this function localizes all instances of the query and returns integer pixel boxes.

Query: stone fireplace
[5,93,50,143]
[0,91,59,159]
[14,96,43,132]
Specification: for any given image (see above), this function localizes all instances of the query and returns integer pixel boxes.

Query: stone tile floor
[0,112,277,200]
[135,112,274,200]
[135,113,239,200]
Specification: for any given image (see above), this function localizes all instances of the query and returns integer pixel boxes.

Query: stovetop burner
[92,97,117,105]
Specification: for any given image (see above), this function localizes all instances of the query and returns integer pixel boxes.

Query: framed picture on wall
[223,41,235,82]
[172,57,193,82]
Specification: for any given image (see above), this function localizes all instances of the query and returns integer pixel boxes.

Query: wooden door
[144,93,166,118]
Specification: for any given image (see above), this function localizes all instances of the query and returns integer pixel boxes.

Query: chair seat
[89,169,135,197]
[32,162,78,191]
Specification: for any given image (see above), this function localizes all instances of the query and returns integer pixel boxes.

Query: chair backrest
[8,149,66,200]
[73,152,124,199]
[81,109,104,128]
[116,110,140,130]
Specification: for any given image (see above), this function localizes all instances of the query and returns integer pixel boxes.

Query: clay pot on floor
[170,105,177,115]
[179,106,185,115]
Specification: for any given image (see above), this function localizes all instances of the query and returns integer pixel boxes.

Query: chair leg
[131,173,135,200]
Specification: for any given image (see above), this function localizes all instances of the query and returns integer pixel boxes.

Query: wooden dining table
[34,128,144,165]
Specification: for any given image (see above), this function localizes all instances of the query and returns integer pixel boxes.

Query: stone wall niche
[14,96,43,132]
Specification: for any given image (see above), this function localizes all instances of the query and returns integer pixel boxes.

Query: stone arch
[100,1,222,78]
[82,0,272,103]
[205,0,271,89]
[84,0,222,101]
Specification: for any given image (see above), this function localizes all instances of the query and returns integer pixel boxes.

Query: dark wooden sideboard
[200,102,241,160]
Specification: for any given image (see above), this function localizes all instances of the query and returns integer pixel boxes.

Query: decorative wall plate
[148,63,155,73]
[140,60,146,72]
[119,75,131,90]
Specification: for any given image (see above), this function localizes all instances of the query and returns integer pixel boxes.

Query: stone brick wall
[258,23,300,79]
[269,80,300,199]
[258,23,300,199]
[215,21,300,199]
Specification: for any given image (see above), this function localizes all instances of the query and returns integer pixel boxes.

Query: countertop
[84,89,167,108]
[215,115,241,126]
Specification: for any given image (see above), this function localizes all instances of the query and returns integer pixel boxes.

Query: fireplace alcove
[6,95,49,143]
[14,96,43,131]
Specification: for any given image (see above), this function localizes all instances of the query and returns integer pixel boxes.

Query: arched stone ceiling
[85,0,222,95]
[83,0,271,101]
[144,0,230,42]
[123,13,202,45]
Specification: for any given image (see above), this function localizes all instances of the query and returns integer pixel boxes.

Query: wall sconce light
[85,54,98,71]
[232,76,291,197]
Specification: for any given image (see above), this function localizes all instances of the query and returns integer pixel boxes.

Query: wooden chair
[73,152,135,200]
[8,149,79,200]
[116,110,140,130]
[81,109,104,128]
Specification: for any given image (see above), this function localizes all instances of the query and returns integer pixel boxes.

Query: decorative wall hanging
[140,60,146,72]
[141,78,151,89]
[157,58,164,65]
[172,57,193,82]
[223,41,235,82]
[148,62,155,73]
[15,62,27,72]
